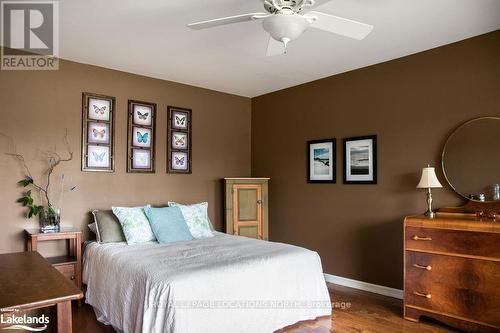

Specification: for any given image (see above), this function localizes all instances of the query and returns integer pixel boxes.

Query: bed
[83,232,331,333]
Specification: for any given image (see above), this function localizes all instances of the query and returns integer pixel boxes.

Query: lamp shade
[416,167,443,188]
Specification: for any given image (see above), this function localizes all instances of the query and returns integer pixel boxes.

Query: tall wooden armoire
[224,178,269,240]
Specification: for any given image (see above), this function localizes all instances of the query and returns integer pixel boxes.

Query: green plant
[16,177,53,218]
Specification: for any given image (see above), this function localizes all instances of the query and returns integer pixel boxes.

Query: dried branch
[4,129,73,208]
[41,129,74,207]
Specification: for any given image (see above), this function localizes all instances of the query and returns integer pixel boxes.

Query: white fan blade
[266,36,285,56]
[188,13,268,30]
[306,11,373,40]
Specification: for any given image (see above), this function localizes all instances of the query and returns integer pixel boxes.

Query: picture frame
[167,106,191,174]
[343,135,377,184]
[82,92,115,172]
[127,100,156,173]
[307,139,336,183]
[170,151,189,172]
[171,108,189,130]
[171,131,188,150]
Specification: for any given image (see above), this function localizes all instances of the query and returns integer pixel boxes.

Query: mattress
[83,232,331,333]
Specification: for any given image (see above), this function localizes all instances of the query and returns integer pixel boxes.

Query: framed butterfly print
[132,127,152,148]
[171,109,189,130]
[87,122,110,144]
[170,151,189,171]
[87,145,111,168]
[82,92,115,172]
[171,131,188,150]
[127,100,156,173]
[167,106,191,174]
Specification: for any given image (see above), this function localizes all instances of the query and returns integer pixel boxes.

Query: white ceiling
[58,0,500,97]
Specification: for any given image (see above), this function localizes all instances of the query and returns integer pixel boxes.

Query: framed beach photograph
[82,92,115,172]
[307,139,336,183]
[343,135,377,184]
[127,100,156,173]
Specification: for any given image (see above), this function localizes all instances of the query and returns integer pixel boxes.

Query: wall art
[82,92,115,172]
[127,100,156,173]
[343,135,377,184]
[167,106,191,174]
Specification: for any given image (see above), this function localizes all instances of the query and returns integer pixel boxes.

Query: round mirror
[442,117,500,202]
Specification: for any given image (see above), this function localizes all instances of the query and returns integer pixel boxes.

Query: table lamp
[417,165,443,218]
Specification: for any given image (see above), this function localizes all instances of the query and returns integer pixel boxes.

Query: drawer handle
[413,291,431,299]
[411,235,432,241]
[413,264,432,271]
[70,275,75,280]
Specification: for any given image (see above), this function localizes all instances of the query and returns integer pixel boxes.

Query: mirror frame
[441,116,500,203]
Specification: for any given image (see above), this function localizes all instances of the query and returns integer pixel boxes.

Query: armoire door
[232,184,262,239]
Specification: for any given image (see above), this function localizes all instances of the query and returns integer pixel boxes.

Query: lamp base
[423,188,435,219]
[424,210,436,219]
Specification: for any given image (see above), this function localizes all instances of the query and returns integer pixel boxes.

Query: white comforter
[83,232,331,333]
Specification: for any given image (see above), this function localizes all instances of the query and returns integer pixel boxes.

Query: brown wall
[251,31,500,289]
[0,59,251,255]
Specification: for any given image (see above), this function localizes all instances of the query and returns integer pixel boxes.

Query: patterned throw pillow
[168,202,213,239]
[112,205,156,244]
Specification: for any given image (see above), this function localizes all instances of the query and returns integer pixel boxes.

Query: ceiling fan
[187,0,373,56]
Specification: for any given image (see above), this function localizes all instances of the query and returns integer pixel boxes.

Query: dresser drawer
[54,263,76,284]
[405,251,500,326]
[405,226,500,259]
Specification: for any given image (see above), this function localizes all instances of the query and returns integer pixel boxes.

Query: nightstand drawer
[405,226,500,258]
[405,251,500,326]
[54,264,76,283]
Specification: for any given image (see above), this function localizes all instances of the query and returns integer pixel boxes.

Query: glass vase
[39,207,61,233]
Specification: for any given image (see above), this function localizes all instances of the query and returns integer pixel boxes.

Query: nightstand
[25,227,82,290]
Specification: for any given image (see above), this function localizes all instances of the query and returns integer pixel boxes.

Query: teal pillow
[144,206,194,244]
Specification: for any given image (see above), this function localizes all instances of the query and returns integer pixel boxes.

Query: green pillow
[168,202,213,239]
[92,210,126,243]
[112,206,156,244]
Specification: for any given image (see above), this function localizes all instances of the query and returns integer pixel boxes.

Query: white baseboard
[324,273,403,300]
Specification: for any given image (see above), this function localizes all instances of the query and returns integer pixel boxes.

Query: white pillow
[168,202,213,239]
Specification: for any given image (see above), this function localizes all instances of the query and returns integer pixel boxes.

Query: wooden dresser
[404,214,500,332]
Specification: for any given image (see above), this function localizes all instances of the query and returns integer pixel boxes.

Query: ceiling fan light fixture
[262,12,310,45]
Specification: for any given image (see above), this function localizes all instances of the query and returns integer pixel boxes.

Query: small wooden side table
[25,227,82,291]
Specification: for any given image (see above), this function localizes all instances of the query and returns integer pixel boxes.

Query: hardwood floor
[73,283,461,333]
